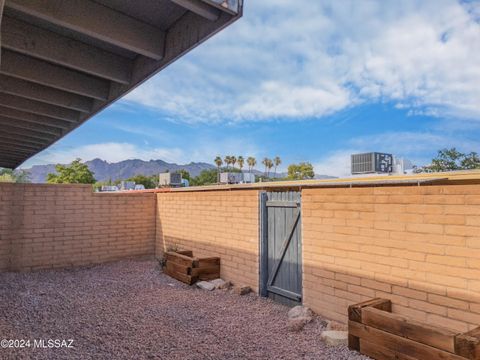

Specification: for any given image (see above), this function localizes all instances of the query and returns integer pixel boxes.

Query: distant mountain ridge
[25,159,216,183]
[24,158,337,183]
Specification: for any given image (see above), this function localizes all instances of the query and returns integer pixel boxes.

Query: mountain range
[23,158,336,183]
[24,159,216,183]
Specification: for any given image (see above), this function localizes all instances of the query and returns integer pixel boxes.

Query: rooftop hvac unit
[219,172,243,184]
[159,172,182,186]
[351,152,393,175]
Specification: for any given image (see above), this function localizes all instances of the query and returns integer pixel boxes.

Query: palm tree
[267,159,274,178]
[224,156,230,170]
[214,156,223,183]
[262,158,270,177]
[231,156,237,169]
[273,156,281,178]
[237,156,244,172]
[214,156,223,170]
[247,157,256,173]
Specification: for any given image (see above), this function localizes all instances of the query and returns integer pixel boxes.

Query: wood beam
[0,138,43,151]
[0,132,49,146]
[0,75,92,113]
[0,150,30,160]
[6,0,166,60]
[0,94,80,122]
[0,116,62,136]
[0,124,55,141]
[1,50,110,100]
[0,0,4,68]
[0,146,33,155]
[1,16,132,84]
[0,106,71,130]
[171,0,220,21]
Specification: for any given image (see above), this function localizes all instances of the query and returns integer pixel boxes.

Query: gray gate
[260,191,302,306]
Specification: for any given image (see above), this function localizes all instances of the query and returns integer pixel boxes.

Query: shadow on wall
[155,233,480,333]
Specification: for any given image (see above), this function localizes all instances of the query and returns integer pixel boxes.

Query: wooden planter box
[348,298,480,360]
[163,250,220,285]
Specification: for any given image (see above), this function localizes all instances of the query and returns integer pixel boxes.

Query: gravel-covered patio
[0,259,368,360]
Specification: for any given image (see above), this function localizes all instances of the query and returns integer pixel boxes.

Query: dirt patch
[0,260,369,359]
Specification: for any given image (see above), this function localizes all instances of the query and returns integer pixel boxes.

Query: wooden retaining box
[163,250,220,285]
[348,298,480,360]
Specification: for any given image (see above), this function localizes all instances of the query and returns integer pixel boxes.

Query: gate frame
[259,190,303,302]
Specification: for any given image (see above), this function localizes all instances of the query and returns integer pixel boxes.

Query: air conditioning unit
[351,152,393,175]
[242,173,255,183]
[159,172,182,186]
[219,172,243,184]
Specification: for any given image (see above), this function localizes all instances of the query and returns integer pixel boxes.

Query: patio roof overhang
[0,0,242,169]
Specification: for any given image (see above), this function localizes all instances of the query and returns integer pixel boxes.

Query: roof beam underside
[1,50,110,100]
[0,105,71,130]
[170,0,220,21]
[5,0,166,60]
[1,16,132,84]
[0,93,80,122]
[0,75,92,113]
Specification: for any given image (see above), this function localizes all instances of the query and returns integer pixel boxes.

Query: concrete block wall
[156,190,260,290]
[302,185,480,332]
[0,183,156,271]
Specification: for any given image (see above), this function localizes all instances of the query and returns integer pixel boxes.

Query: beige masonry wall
[156,190,260,290]
[302,184,480,332]
[0,183,156,271]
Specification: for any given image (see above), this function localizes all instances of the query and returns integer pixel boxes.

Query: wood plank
[0,93,79,122]
[348,298,392,323]
[2,16,132,84]
[163,267,195,285]
[349,320,467,360]
[266,200,298,208]
[0,124,55,141]
[455,327,480,360]
[0,137,42,151]
[197,257,220,267]
[191,265,219,277]
[0,105,71,129]
[1,50,110,100]
[362,307,457,353]
[165,252,197,267]
[176,250,193,257]
[0,116,62,136]
[171,0,220,21]
[267,285,301,301]
[166,261,191,276]
[360,338,417,360]
[0,132,48,145]
[6,0,166,60]
[0,75,92,113]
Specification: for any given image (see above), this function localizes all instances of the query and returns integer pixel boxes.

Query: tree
[126,174,158,189]
[287,162,315,180]
[0,168,30,183]
[47,159,96,184]
[237,156,244,172]
[262,158,271,177]
[190,169,218,186]
[273,156,281,178]
[247,157,256,173]
[414,148,480,173]
[231,156,237,169]
[214,156,223,171]
[224,156,231,170]
[177,169,191,181]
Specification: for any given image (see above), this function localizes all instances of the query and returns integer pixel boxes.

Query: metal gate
[260,191,302,306]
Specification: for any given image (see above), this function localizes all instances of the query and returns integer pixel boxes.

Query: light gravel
[0,259,370,360]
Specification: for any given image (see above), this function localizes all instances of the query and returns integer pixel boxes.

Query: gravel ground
[0,259,370,360]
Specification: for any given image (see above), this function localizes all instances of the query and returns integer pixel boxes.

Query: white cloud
[124,0,480,123]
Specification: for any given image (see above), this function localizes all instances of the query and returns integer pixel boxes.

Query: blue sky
[22,0,480,176]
